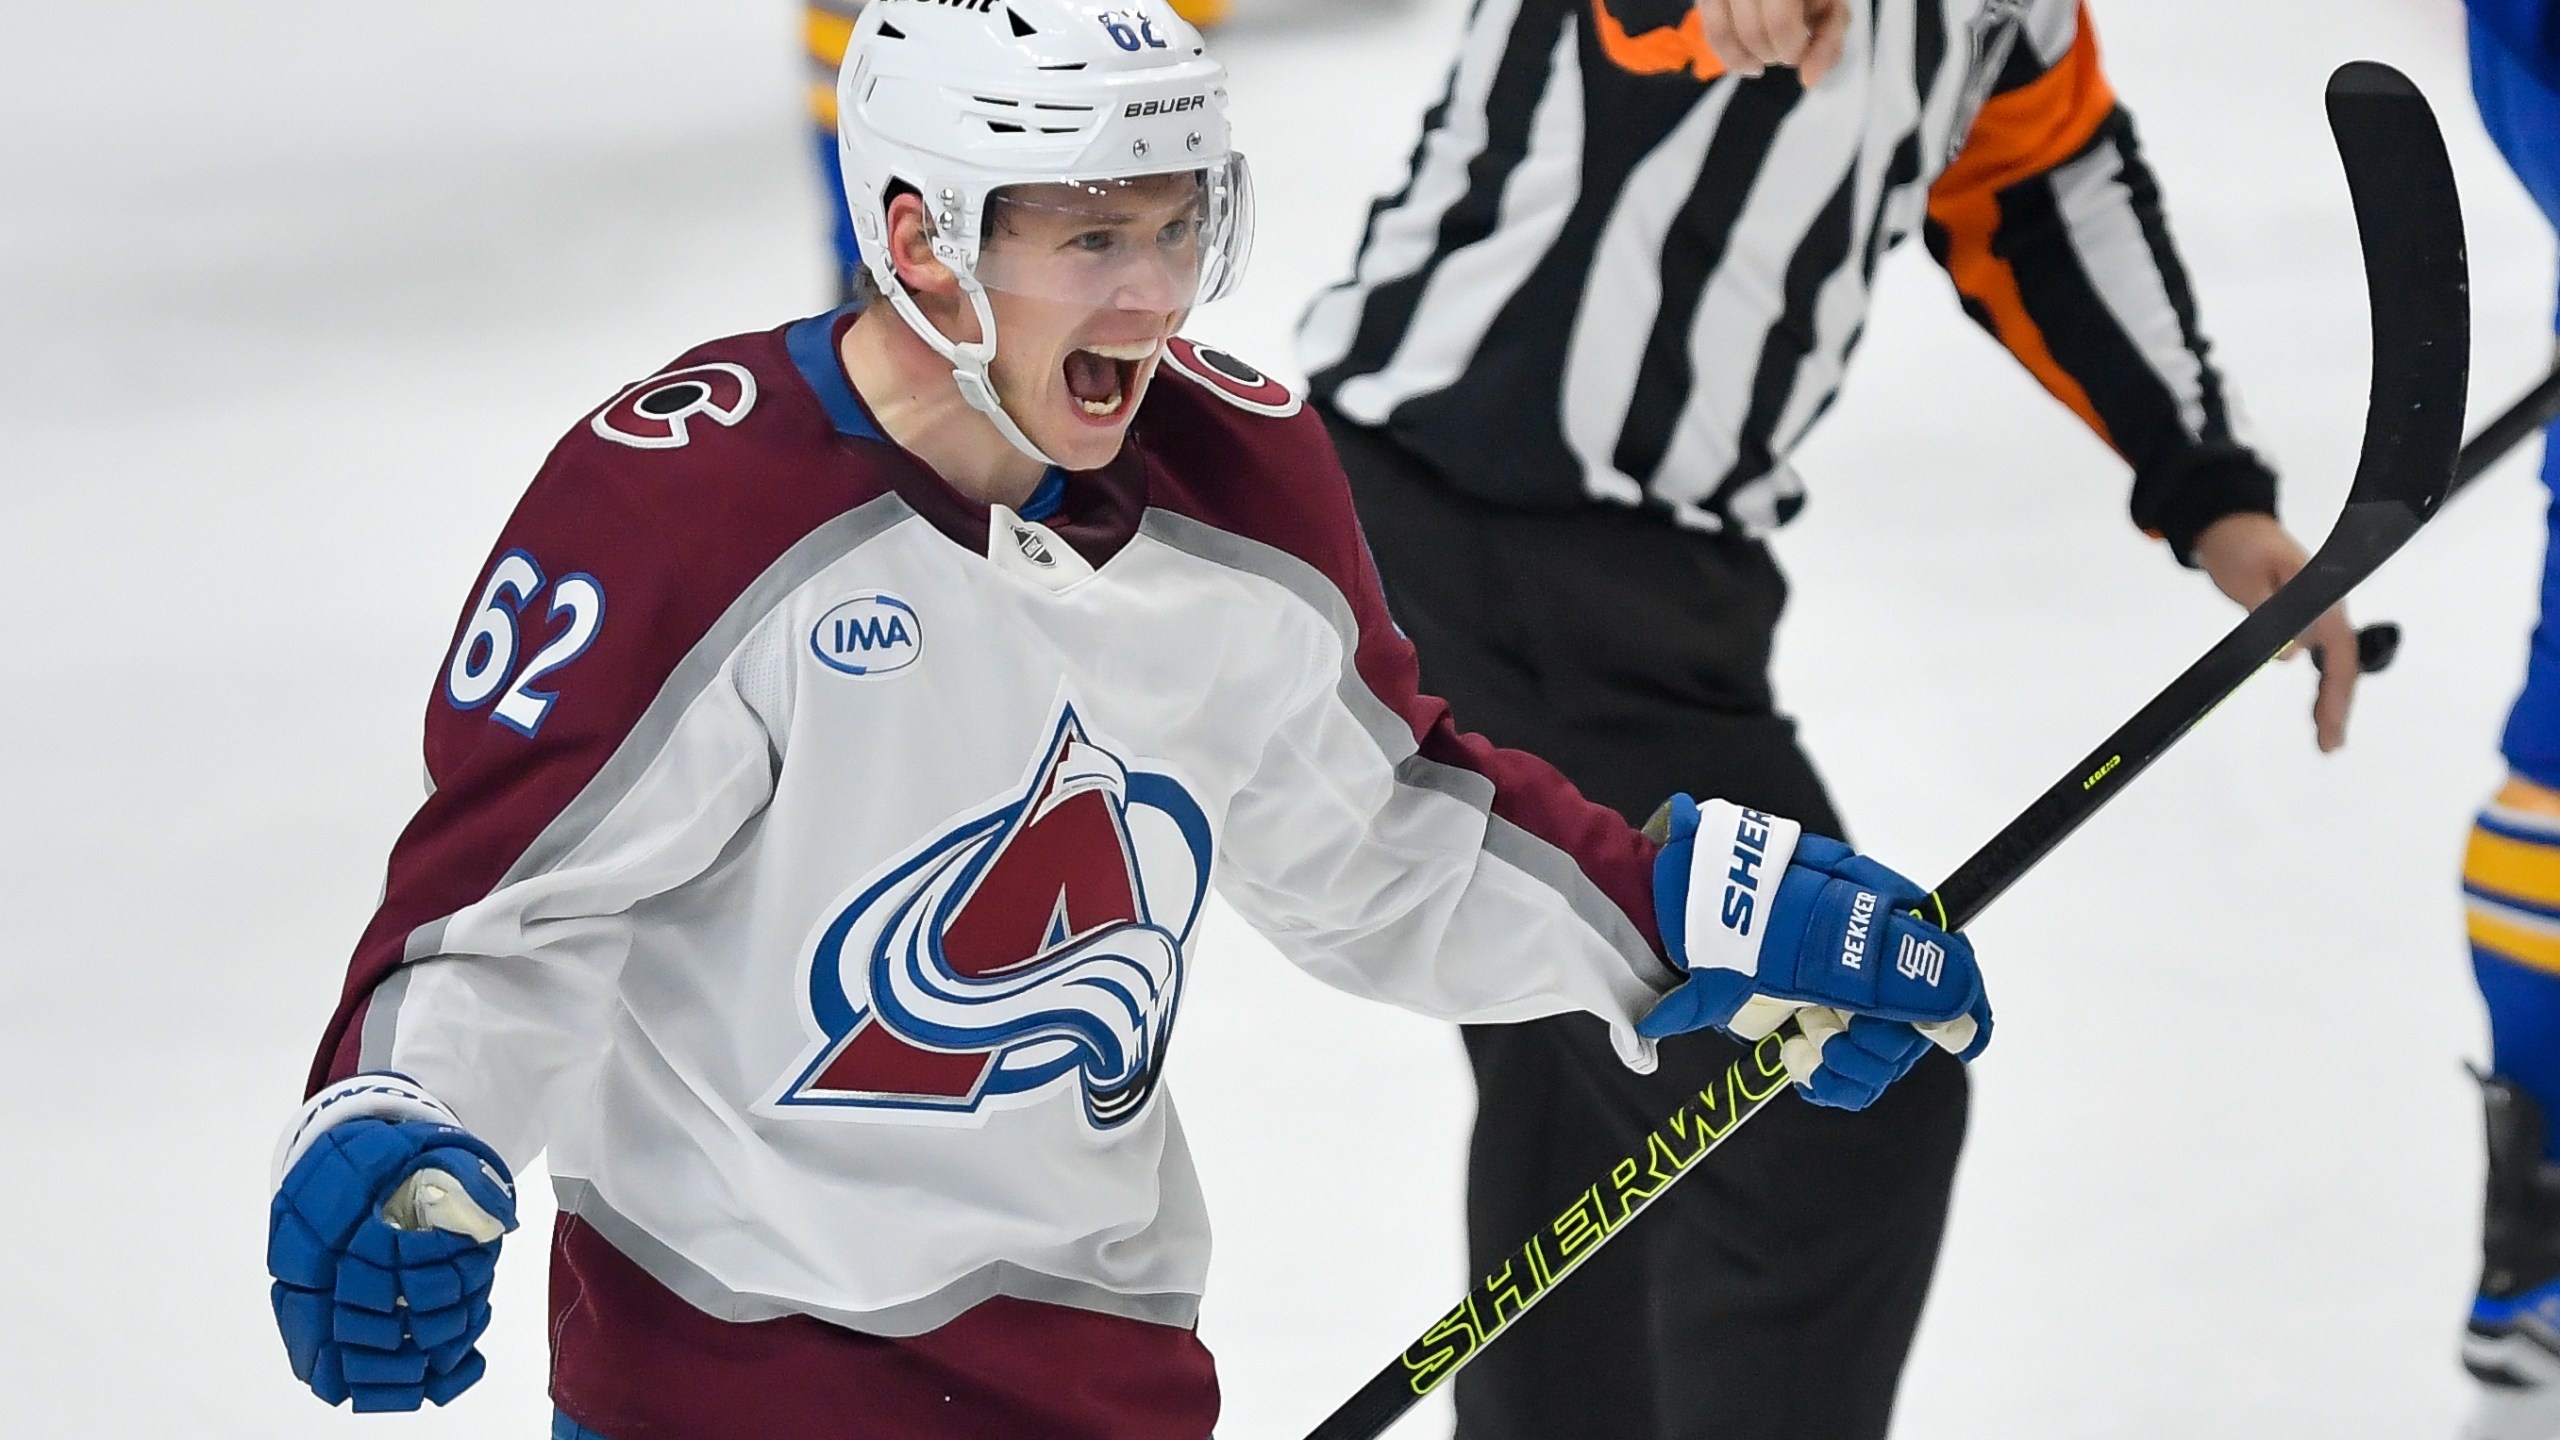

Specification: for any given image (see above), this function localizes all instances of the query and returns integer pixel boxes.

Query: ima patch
[1162,337,1302,418]
[591,363,758,449]
[810,592,923,678]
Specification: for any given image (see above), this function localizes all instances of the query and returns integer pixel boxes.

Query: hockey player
[261,3,1990,1436]
[2455,4,2560,1437]
[804,0,1227,299]
[1300,2,2357,1437]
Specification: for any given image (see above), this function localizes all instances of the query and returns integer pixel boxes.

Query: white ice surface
[1,0,2554,1435]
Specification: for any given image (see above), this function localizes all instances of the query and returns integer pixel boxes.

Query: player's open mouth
[1064,341,1158,421]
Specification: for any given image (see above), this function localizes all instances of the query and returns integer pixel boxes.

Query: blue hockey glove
[268,1086,516,1412]
[1639,795,1992,1109]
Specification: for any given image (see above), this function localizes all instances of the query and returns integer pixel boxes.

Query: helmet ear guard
[834,0,1254,467]
[872,186,1051,466]
[869,185,954,294]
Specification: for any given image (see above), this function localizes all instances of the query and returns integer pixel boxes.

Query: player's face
[976,176,1204,471]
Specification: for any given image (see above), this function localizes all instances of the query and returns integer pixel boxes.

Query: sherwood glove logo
[1896,933,1945,987]
[771,703,1212,1129]
[1719,809,1776,935]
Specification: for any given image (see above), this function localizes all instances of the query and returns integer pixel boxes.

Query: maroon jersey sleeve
[1135,344,1671,1007]
[308,326,887,1094]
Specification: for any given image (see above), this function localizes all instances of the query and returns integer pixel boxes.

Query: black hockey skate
[2464,1073,2560,1440]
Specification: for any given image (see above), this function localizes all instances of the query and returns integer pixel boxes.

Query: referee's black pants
[1324,409,1969,1440]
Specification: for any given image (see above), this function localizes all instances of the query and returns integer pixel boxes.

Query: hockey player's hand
[268,1109,517,1411]
[2194,511,2358,753]
[1637,796,1990,1109]
[1698,0,1851,86]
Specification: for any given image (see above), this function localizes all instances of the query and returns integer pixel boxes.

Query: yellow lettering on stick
[1402,1300,1479,1394]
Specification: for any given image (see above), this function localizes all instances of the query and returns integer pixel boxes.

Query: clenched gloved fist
[267,1075,517,1411]
[1638,795,1992,1109]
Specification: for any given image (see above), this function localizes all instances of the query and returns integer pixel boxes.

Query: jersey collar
[787,306,1068,524]
[784,307,1130,557]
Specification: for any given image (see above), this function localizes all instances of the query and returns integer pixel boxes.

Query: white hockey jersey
[299,309,1673,1432]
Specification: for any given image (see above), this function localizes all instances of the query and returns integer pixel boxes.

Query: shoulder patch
[592,363,759,450]
[1161,338,1303,418]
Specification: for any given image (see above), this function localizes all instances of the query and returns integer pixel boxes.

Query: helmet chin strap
[880,270,1067,473]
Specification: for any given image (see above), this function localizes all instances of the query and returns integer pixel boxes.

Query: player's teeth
[1083,341,1158,362]
[1077,391,1124,416]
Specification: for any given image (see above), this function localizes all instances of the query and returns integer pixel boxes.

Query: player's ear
[885,192,961,299]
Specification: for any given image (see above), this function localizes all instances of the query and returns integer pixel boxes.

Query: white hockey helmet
[836,0,1255,466]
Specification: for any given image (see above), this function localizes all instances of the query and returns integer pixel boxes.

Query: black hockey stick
[2355,361,2560,672]
[1300,60,2468,1440]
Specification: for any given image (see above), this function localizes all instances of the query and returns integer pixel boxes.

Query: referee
[1300,2,2358,1437]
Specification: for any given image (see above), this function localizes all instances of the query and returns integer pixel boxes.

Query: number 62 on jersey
[442,549,606,738]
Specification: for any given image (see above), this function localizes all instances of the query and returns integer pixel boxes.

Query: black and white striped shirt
[1299,0,2274,557]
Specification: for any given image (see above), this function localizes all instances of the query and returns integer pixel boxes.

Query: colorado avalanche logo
[775,705,1212,1128]
[590,363,757,449]
[1162,337,1303,418]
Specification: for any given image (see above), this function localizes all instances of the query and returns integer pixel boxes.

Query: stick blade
[2326,61,2470,519]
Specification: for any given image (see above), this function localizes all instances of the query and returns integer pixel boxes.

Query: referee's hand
[1698,0,1851,86]
[2193,511,2361,754]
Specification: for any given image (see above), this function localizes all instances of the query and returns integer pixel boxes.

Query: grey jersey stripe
[1139,508,1670,988]
[395,495,916,973]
